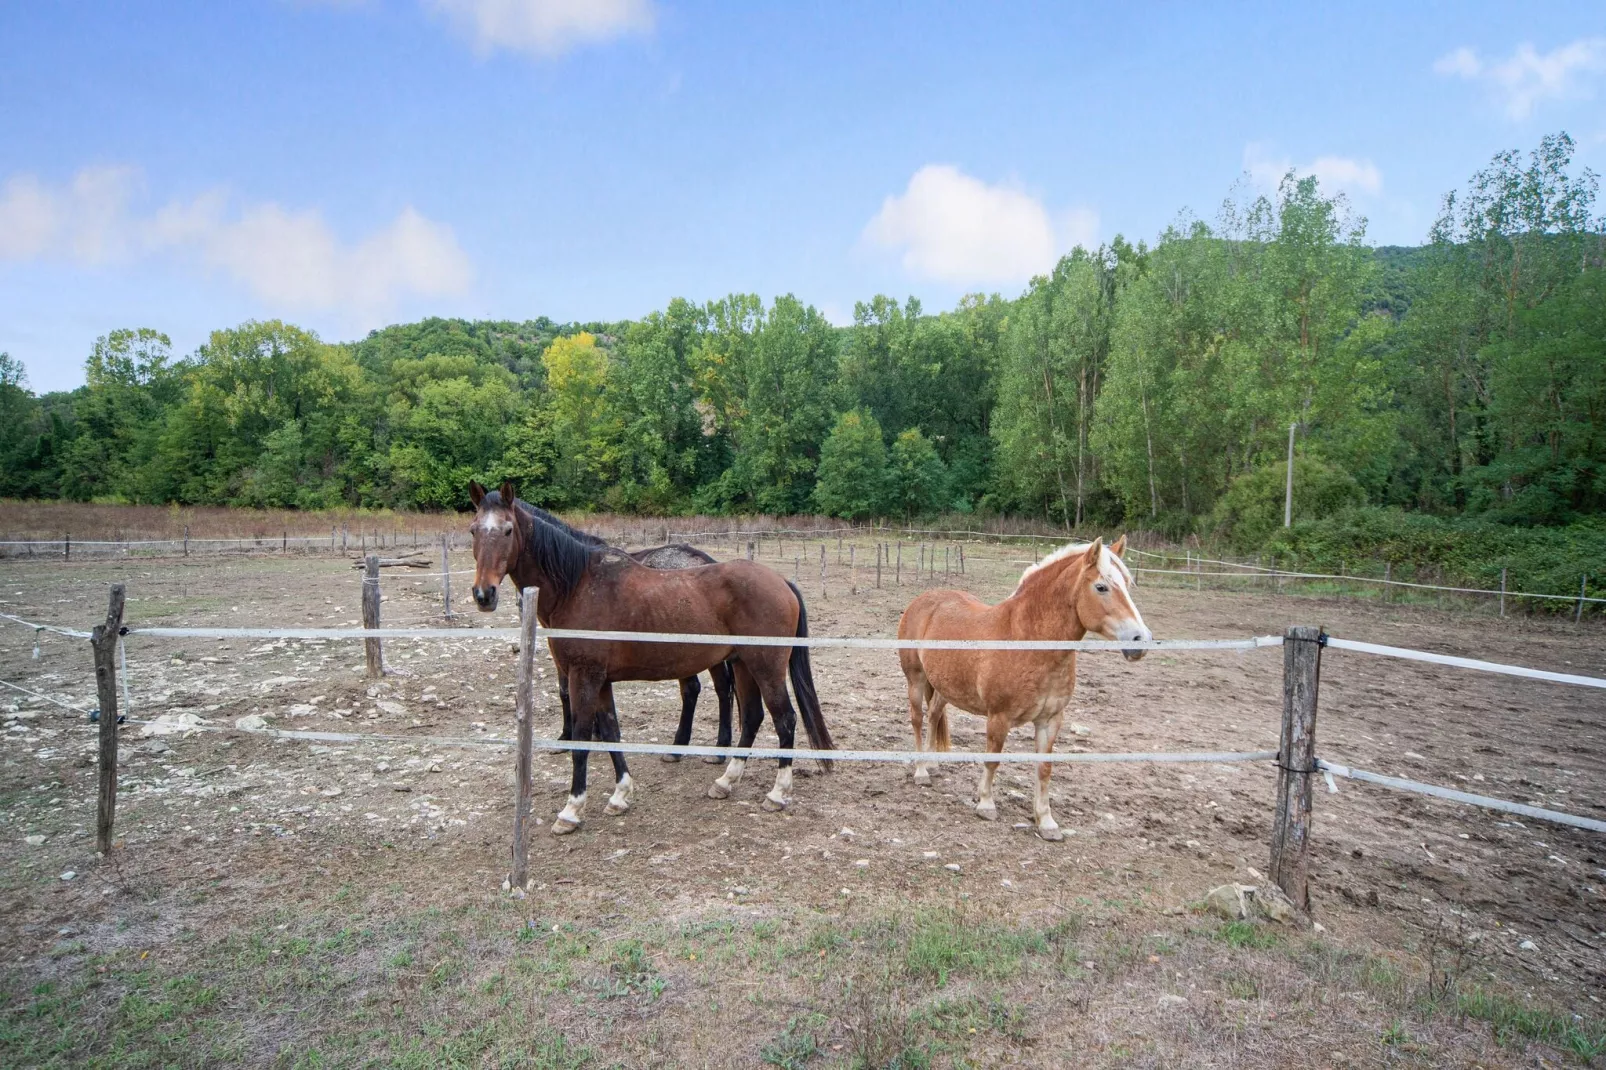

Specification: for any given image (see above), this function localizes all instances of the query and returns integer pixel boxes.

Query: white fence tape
[125,624,1279,652]
[0,612,93,639]
[1324,636,1606,689]
[1317,759,1606,834]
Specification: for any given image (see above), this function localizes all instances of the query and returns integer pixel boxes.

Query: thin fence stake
[441,533,453,619]
[93,584,127,853]
[896,543,902,585]
[820,543,826,600]
[1269,624,1321,912]
[1499,567,1507,618]
[510,587,538,892]
[876,543,882,589]
[850,544,856,595]
[363,555,383,678]
[1578,574,1589,625]
[1383,562,1391,603]
[747,541,755,561]
[64,533,70,562]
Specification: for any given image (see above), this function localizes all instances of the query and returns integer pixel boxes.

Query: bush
[1262,507,1606,611]
[812,409,888,520]
[1210,457,1365,550]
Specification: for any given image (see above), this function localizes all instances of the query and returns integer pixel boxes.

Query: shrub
[1209,456,1365,550]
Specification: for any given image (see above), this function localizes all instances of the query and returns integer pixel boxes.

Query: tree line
[1,134,1602,555]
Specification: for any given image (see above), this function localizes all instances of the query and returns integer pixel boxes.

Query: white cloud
[1244,144,1382,197]
[424,0,653,57]
[0,166,472,319]
[863,165,1098,287]
[1433,38,1606,119]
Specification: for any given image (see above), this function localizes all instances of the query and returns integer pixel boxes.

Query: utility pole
[1284,422,1297,528]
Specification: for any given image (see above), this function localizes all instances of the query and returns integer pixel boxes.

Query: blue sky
[3,1,1604,392]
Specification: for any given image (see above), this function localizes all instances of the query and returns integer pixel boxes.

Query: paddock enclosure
[2,525,1604,1067]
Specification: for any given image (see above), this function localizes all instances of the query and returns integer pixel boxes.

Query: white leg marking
[976,765,998,820]
[1034,719,1064,841]
[762,766,793,811]
[708,757,745,799]
[553,791,587,834]
[605,772,635,816]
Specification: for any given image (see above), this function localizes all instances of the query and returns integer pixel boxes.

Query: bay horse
[506,498,736,763]
[898,536,1150,841]
[468,481,834,833]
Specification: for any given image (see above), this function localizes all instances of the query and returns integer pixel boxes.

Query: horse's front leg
[556,674,573,740]
[597,684,636,816]
[710,665,763,799]
[1033,712,1065,841]
[664,676,701,763]
[975,715,1009,821]
[705,661,735,765]
[554,671,602,835]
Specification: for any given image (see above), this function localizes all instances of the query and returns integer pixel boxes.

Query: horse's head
[1071,535,1151,661]
[468,479,523,612]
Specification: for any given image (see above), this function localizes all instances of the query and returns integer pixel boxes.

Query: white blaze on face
[1094,546,1152,654]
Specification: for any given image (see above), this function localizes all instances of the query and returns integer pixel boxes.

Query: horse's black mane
[482,491,595,602]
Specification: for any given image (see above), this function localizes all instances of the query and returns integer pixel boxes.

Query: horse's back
[897,588,991,678]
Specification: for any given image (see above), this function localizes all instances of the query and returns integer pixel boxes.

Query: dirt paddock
[1,534,1603,1067]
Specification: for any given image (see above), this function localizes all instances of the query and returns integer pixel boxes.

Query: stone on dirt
[139,713,209,737]
[235,714,268,731]
[1204,882,1297,925]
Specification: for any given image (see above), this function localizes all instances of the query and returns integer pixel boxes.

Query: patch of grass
[1457,989,1606,1060]
[901,910,1042,986]
[760,1014,826,1068]
[1215,921,1280,950]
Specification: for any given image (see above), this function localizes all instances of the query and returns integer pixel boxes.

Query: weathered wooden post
[819,543,826,600]
[64,533,70,562]
[1269,624,1322,912]
[440,533,453,619]
[1499,567,1507,618]
[1578,575,1589,625]
[876,543,882,589]
[747,540,755,561]
[330,525,336,551]
[363,554,383,678]
[510,586,538,892]
[183,525,190,557]
[92,584,126,853]
[282,530,287,553]
[896,543,902,585]
[342,525,348,552]
[959,545,965,575]
[849,544,856,595]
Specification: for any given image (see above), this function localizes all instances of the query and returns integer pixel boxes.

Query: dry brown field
[1,508,1603,1067]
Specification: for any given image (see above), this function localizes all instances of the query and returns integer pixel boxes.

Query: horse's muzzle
[472,585,498,612]
[1118,625,1152,662]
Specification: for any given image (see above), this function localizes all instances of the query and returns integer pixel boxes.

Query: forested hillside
[2,135,1602,555]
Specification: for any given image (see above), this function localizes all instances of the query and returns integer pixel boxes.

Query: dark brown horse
[508,499,735,762]
[469,481,834,833]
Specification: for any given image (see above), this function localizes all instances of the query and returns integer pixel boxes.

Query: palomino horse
[898,536,1151,841]
[505,497,737,762]
[468,482,834,833]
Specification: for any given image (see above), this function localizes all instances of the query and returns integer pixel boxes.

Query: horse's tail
[785,579,834,770]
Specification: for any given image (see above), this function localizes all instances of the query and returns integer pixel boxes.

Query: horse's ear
[1081,537,1104,567]
[1110,534,1127,559]
[468,480,486,508]
[499,480,517,506]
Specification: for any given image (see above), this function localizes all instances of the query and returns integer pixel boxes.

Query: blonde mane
[1013,540,1133,593]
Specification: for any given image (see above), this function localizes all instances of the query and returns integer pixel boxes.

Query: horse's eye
[502,525,513,536]
[1094,583,1110,594]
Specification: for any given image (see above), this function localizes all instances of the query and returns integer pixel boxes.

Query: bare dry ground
[1,530,1603,1067]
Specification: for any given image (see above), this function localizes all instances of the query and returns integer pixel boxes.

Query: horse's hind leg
[974,715,1009,821]
[710,665,763,800]
[753,654,798,812]
[704,661,735,764]
[1032,712,1064,841]
[598,684,635,816]
[664,676,701,763]
[906,674,934,786]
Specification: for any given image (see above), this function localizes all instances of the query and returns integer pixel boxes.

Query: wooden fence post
[747,540,755,561]
[959,545,965,575]
[510,586,538,892]
[1577,575,1589,625]
[440,533,453,619]
[1499,567,1507,618]
[896,543,902,585]
[64,533,70,562]
[849,544,856,595]
[1269,624,1322,912]
[93,584,127,853]
[342,525,348,552]
[819,543,826,600]
[363,554,383,678]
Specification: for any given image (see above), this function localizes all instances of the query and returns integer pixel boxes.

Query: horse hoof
[605,801,630,816]
[975,803,999,822]
[1036,825,1065,842]
[913,770,932,787]
[661,753,682,764]
[761,796,787,812]
[707,782,731,800]
[701,755,726,765]
[552,818,581,836]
